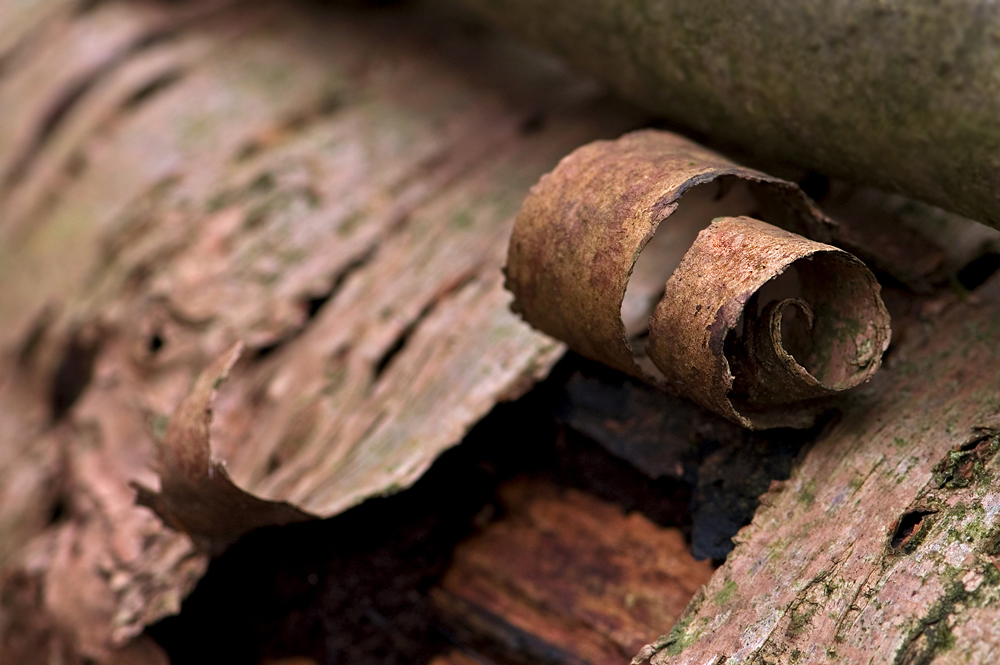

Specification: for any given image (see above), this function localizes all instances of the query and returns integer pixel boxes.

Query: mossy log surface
[457,0,1000,228]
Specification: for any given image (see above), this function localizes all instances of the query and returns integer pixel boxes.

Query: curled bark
[133,343,311,555]
[651,216,889,428]
[505,130,889,428]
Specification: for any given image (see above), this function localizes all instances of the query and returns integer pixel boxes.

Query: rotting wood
[433,477,713,665]
[0,0,645,661]
[632,275,1000,664]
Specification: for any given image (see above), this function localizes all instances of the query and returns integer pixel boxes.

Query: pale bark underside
[0,0,641,659]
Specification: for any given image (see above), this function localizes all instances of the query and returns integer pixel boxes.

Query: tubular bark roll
[458,0,1000,228]
[505,130,890,429]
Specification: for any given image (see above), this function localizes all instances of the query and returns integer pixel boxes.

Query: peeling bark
[505,131,889,428]
[0,0,643,660]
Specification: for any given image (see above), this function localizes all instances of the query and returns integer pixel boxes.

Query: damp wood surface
[0,0,643,660]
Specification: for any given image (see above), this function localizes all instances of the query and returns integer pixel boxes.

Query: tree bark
[0,0,641,660]
[5,1,1000,664]
[456,0,1000,228]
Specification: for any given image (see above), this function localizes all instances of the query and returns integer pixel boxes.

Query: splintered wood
[433,479,713,665]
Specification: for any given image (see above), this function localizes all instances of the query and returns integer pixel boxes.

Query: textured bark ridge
[0,0,644,660]
[505,131,889,428]
[632,277,1000,664]
[457,0,1000,228]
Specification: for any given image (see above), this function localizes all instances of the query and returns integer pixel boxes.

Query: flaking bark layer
[505,130,889,428]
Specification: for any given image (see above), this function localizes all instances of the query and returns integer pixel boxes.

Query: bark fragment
[133,343,312,555]
[0,0,645,659]
[505,130,889,428]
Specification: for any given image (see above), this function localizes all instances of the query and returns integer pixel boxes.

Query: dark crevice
[148,353,690,665]
[798,171,831,203]
[253,338,288,361]
[147,331,165,355]
[519,111,546,135]
[253,248,378,361]
[308,247,379,320]
[372,321,418,380]
[890,509,937,550]
[372,274,476,381]
[50,332,100,422]
[47,495,70,525]
[959,436,990,452]
[956,253,1000,291]
[120,68,186,111]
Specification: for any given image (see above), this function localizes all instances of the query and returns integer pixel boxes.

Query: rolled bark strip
[505,130,890,428]
[458,0,1000,228]
[649,216,890,428]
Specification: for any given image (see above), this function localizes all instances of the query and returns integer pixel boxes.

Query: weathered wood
[434,478,713,665]
[634,277,1000,664]
[504,130,889,429]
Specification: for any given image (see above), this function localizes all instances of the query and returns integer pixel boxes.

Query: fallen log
[456,0,1000,228]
